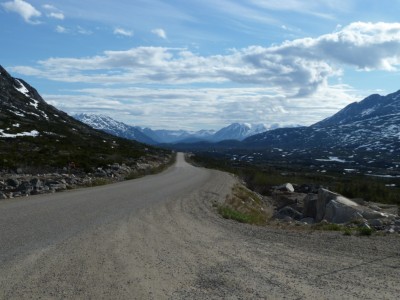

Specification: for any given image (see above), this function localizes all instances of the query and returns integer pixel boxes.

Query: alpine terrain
[0,65,169,172]
[75,113,273,144]
[171,90,400,173]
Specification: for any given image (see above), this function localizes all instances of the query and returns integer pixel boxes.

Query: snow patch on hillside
[0,129,39,138]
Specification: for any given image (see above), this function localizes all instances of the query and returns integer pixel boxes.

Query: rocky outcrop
[270,185,400,233]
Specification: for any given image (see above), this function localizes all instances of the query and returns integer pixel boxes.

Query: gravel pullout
[0,153,399,299]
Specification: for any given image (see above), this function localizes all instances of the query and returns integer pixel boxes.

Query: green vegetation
[343,227,353,236]
[189,154,400,205]
[358,226,374,236]
[217,184,273,225]
[218,206,254,223]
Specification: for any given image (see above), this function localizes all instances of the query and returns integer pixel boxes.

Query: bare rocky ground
[1,166,399,299]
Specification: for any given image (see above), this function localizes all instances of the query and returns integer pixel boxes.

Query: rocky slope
[74,113,157,145]
[0,65,170,173]
[245,90,400,153]
[171,90,400,173]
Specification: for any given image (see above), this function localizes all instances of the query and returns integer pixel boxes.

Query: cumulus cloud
[2,0,41,24]
[11,22,400,97]
[151,28,167,39]
[113,27,133,37]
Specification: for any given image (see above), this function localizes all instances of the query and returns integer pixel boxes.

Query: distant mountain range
[244,90,400,153]
[74,114,282,144]
[163,89,400,174]
[0,65,166,171]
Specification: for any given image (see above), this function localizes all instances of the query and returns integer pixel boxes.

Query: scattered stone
[277,206,303,221]
[300,217,314,224]
[0,192,7,199]
[276,183,295,193]
[6,178,19,187]
[362,210,389,220]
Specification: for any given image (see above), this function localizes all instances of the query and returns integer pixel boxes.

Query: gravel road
[1,153,399,299]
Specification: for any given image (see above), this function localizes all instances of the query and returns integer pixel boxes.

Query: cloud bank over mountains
[12,22,400,98]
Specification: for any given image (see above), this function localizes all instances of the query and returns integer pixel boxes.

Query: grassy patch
[358,226,374,236]
[218,206,253,223]
[343,227,353,236]
[217,184,273,225]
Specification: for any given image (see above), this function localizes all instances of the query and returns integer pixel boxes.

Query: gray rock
[361,210,388,220]
[282,216,293,222]
[369,204,381,211]
[300,217,315,224]
[324,199,360,224]
[30,178,43,188]
[395,219,400,226]
[16,181,33,195]
[6,178,20,187]
[0,191,7,199]
[317,188,360,223]
[303,194,318,218]
[278,206,303,220]
[369,219,384,228]
[316,188,340,222]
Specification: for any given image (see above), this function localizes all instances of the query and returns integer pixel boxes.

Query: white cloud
[2,0,41,24]
[48,12,64,20]
[42,4,55,10]
[42,3,64,19]
[77,26,92,35]
[113,27,133,37]
[55,25,67,33]
[151,28,167,39]
[11,22,400,97]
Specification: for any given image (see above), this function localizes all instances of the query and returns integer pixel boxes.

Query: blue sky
[2,0,400,130]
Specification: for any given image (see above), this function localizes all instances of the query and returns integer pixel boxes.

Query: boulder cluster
[272,183,400,233]
[0,155,172,199]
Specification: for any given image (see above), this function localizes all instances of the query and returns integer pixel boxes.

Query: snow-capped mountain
[244,90,400,153]
[141,129,215,144]
[211,123,268,142]
[74,114,157,145]
[73,114,274,144]
[0,65,155,171]
[313,90,400,128]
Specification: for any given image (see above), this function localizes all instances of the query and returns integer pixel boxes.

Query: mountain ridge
[0,65,167,172]
[74,114,276,144]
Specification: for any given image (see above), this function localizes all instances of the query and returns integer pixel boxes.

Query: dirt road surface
[1,153,399,299]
